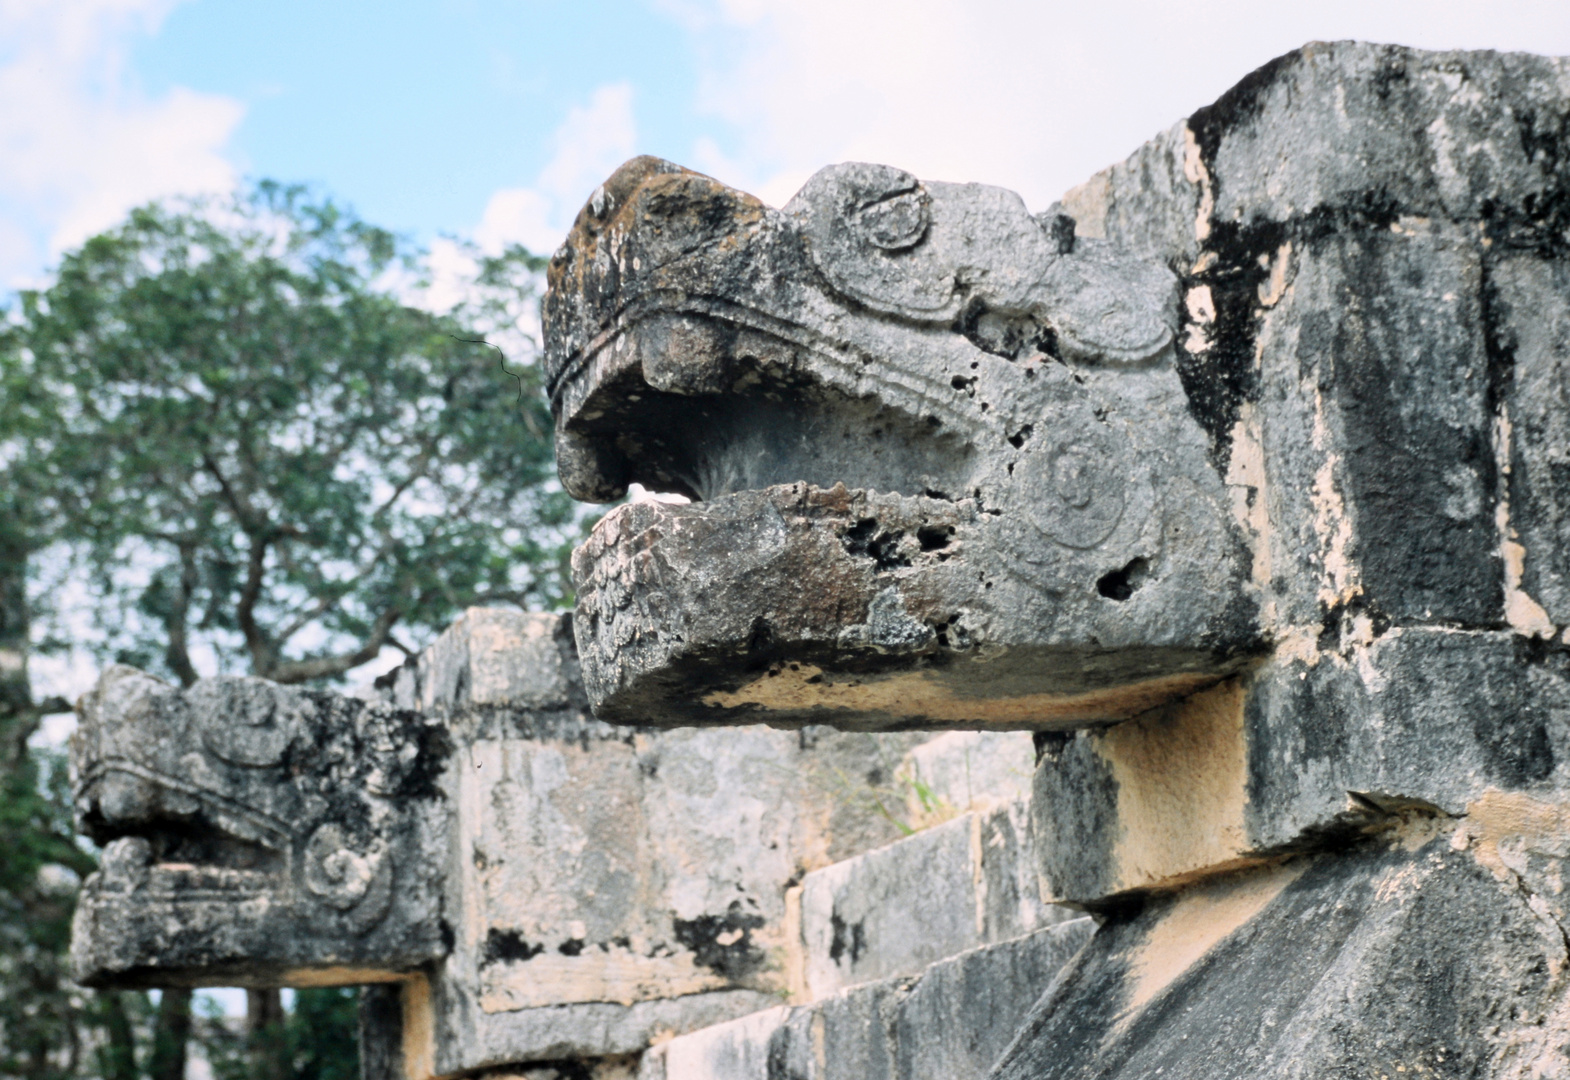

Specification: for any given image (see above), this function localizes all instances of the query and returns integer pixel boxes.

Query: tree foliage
[12,182,571,687]
[0,183,568,1077]
[197,989,359,1080]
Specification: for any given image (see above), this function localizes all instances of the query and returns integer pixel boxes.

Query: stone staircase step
[798,798,1070,999]
[638,918,1095,1080]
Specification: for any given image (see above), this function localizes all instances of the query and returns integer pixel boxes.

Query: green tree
[1,300,143,1080]
[18,182,571,686]
[0,183,569,1077]
[197,989,359,1080]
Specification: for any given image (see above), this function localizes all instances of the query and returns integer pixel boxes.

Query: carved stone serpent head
[544,158,1261,729]
[70,666,447,987]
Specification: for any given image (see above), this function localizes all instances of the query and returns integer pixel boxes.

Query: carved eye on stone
[1023,433,1126,549]
[789,162,958,316]
[855,188,930,252]
[192,678,300,768]
[304,823,391,917]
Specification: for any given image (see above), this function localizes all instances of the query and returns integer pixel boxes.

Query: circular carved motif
[1024,432,1126,549]
[303,825,389,910]
[302,823,393,933]
[856,188,930,251]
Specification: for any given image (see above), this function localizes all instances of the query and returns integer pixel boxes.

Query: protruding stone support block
[1034,632,1570,904]
[573,481,1255,729]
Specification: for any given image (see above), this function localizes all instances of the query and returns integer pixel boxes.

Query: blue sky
[6,0,1570,292]
[129,0,703,238]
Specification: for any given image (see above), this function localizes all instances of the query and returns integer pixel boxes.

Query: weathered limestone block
[1033,632,1570,902]
[798,799,1063,998]
[71,666,449,987]
[996,824,1570,1078]
[387,606,583,719]
[637,918,1094,1080]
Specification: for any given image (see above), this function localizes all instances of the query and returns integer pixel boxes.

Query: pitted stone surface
[571,479,1253,729]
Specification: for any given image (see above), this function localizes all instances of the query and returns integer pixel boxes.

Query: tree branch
[164,542,201,687]
[237,533,274,677]
[200,452,259,529]
[265,606,401,684]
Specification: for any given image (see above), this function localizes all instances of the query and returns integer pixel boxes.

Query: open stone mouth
[78,766,291,899]
[544,158,1263,729]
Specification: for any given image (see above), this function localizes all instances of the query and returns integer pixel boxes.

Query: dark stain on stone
[398,716,454,801]
[1175,191,1402,478]
[828,912,867,966]
[1317,596,1393,655]
[1033,730,1073,766]
[1471,699,1555,787]
[483,928,545,965]
[1186,50,1300,169]
[673,900,767,980]
[1172,217,1276,476]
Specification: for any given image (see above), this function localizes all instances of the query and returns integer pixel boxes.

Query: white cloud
[0,0,243,288]
[472,82,638,258]
[669,0,1570,212]
[474,187,558,257]
[419,86,637,317]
